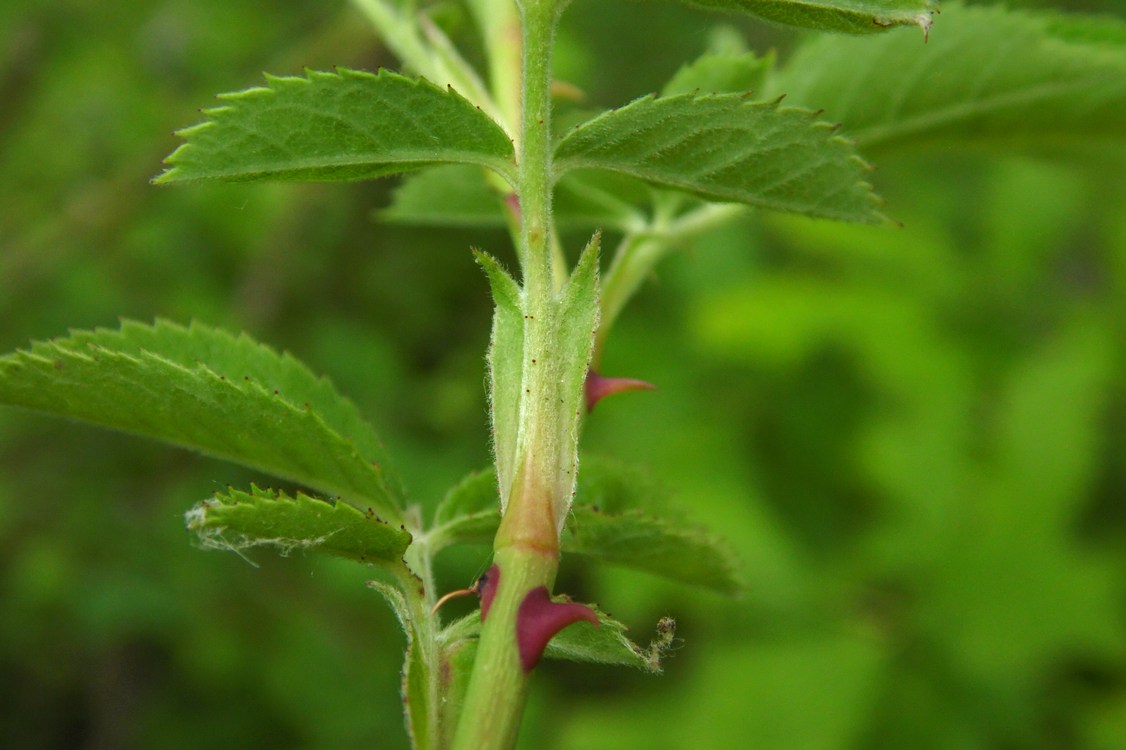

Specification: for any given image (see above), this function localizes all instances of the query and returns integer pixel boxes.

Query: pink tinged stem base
[515,587,599,672]
[585,370,656,413]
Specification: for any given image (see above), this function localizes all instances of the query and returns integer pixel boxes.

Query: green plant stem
[452,2,567,748]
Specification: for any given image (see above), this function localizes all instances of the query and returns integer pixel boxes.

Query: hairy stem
[452,1,567,748]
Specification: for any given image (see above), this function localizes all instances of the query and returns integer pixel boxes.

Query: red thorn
[478,565,500,621]
[516,587,599,672]
[585,370,656,412]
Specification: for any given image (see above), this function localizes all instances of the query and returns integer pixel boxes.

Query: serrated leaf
[564,505,743,595]
[545,610,677,673]
[475,252,524,514]
[663,51,776,97]
[0,320,405,519]
[427,461,743,593]
[768,2,1126,156]
[155,68,516,185]
[669,0,935,34]
[186,485,411,564]
[440,609,677,673]
[555,94,885,224]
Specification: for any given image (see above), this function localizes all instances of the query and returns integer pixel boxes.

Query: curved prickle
[584,370,656,412]
[515,586,599,671]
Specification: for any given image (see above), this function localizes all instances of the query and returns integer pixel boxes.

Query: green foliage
[156,68,517,186]
[662,50,776,96]
[430,460,743,593]
[476,251,524,513]
[2,0,1125,748]
[440,609,677,673]
[187,485,412,565]
[554,94,886,223]
[670,0,936,34]
[770,2,1126,156]
[0,320,405,520]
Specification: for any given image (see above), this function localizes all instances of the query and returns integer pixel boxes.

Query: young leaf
[0,320,405,519]
[547,236,602,530]
[545,611,677,674]
[186,485,411,565]
[155,68,517,186]
[475,252,524,514]
[665,0,935,34]
[769,2,1126,156]
[441,609,677,673]
[662,51,776,97]
[554,94,885,224]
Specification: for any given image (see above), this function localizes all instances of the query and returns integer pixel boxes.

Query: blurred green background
[2,0,1124,748]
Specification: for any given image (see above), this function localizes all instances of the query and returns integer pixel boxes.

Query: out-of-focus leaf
[186,485,411,564]
[555,94,886,223]
[380,165,508,227]
[661,0,935,34]
[381,166,648,232]
[662,50,776,96]
[0,320,405,519]
[565,505,743,595]
[769,2,1126,156]
[430,468,499,551]
[155,68,517,185]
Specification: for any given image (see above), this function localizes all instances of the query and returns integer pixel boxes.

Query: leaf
[545,610,677,673]
[427,460,744,593]
[667,0,935,34]
[475,252,524,514]
[155,68,517,186]
[662,51,776,97]
[186,485,411,564]
[547,236,603,529]
[565,506,744,595]
[380,166,646,232]
[440,610,677,673]
[430,468,500,551]
[380,165,509,227]
[554,171,652,233]
[768,2,1126,156]
[554,94,886,224]
[0,320,405,519]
